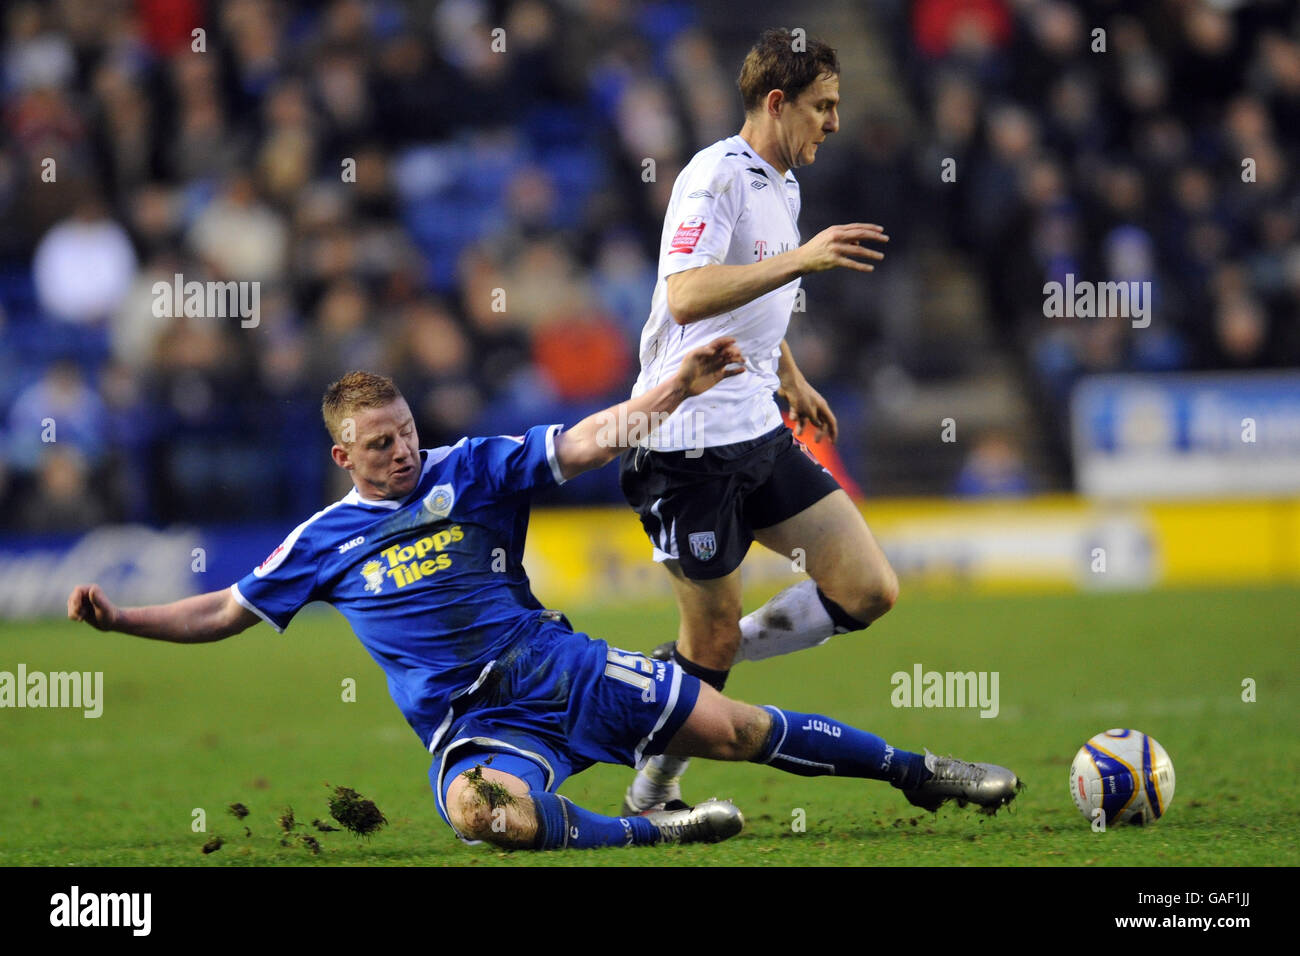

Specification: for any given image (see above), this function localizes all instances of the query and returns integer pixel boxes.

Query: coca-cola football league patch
[670,216,706,254]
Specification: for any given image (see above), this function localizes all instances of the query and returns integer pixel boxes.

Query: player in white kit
[620,28,901,813]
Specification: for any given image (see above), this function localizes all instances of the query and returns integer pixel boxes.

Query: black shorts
[619,424,841,580]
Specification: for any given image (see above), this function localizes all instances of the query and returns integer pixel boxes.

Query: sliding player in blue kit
[68,338,1019,851]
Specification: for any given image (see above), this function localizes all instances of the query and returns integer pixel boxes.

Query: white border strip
[229,583,283,633]
[545,424,567,486]
[634,665,684,767]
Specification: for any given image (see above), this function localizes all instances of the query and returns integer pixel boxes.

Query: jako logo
[1042,273,1151,328]
[50,886,151,936]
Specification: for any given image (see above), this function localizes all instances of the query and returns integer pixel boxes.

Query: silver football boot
[903,749,1021,813]
[642,798,744,844]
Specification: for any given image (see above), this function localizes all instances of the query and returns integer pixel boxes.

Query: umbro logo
[687,189,713,199]
[750,180,767,190]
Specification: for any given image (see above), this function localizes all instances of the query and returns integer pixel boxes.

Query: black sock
[671,647,729,692]
[816,587,869,634]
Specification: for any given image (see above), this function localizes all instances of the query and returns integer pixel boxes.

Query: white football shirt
[631,134,802,451]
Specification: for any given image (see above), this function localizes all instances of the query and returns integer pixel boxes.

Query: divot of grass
[326,784,388,836]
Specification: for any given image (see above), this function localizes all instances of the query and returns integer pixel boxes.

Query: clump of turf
[228,802,249,820]
[311,818,340,832]
[277,807,298,833]
[326,784,388,836]
[300,835,322,855]
[201,836,224,854]
[464,764,515,810]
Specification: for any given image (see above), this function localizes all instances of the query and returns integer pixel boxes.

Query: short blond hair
[321,371,402,444]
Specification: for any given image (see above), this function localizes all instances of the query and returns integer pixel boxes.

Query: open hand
[780,377,838,443]
[798,223,888,274]
[676,337,746,397]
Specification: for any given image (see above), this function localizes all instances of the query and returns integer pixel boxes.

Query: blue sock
[530,791,660,849]
[753,706,929,789]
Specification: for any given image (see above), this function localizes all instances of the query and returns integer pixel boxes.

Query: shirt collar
[730,133,794,182]
[342,449,433,510]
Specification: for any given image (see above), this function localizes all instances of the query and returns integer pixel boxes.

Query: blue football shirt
[232,423,567,750]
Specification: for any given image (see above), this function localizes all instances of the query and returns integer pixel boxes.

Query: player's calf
[665,690,772,761]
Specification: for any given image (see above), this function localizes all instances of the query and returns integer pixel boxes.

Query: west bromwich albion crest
[422,483,455,520]
[689,531,717,561]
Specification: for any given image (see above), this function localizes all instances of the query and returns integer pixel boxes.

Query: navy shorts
[430,619,700,839]
[619,424,841,580]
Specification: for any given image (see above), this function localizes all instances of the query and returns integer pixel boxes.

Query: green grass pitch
[1,585,1296,866]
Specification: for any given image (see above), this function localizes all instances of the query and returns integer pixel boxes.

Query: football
[1070,729,1176,827]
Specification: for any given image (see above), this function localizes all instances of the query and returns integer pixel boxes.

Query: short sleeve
[231,519,321,632]
[660,163,744,277]
[465,423,566,497]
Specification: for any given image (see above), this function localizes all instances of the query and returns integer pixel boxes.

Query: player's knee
[871,564,900,615]
[448,777,517,847]
[833,562,899,623]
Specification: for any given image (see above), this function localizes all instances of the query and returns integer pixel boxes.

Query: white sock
[734,578,840,664]
[628,755,689,810]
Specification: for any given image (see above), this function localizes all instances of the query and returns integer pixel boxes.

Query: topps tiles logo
[50,886,151,936]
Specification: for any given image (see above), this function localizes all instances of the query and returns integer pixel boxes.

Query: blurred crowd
[2,0,1298,531]
[873,0,1300,478]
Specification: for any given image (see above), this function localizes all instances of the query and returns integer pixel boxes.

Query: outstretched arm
[67,584,259,644]
[553,337,745,479]
[666,223,888,324]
